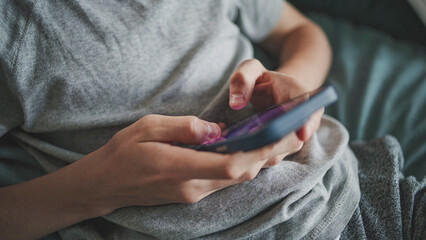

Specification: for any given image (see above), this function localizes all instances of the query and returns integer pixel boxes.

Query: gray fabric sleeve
[0,72,24,137]
[0,1,27,137]
[233,0,284,43]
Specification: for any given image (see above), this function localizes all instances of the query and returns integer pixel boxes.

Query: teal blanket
[309,13,426,178]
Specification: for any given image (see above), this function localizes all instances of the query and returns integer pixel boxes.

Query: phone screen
[203,92,311,145]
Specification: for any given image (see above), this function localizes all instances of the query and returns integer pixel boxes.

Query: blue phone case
[194,85,338,153]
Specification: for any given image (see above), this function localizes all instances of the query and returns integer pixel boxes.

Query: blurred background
[283,0,426,178]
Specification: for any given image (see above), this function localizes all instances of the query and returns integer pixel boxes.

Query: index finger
[229,59,266,110]
[141,142,269,180]
[296,107,324,141]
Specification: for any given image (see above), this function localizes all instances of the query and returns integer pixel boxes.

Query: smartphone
[191,85,338,153]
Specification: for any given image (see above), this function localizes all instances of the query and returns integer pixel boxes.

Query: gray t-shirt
[1,0,282,171]
[0,0,361,239]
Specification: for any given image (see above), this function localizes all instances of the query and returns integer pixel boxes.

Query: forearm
[277,23,332,90]
[260,2,332,91]
[0,152,109,240]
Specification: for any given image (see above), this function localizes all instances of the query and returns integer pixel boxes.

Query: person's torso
[4,0,253,153]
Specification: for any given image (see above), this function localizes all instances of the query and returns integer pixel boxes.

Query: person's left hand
[229,59,324,167]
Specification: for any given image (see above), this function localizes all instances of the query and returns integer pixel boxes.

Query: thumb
[229,59,266,110]
[135,115,221,144]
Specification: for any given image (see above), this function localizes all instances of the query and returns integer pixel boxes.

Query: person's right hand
[82,114,302,213]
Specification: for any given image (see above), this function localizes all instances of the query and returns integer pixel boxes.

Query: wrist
[67,146,120,216]
[0,148,115,240]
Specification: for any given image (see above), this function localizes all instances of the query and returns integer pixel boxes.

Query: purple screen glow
[204,93,309,145]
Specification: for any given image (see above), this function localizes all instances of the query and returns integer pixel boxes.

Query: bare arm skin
[262,2,332,90]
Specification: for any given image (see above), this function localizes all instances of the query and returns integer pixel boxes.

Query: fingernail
[230,94,245,106]
[206,123,220,139]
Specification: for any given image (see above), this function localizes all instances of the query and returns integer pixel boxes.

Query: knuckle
[269,157,282,166]
[136,115,158,137]
[286,74,297,82]
[183,116,201,139]
[181,195,198,204]
[260,70,271,82]
[245,58,261,66]
[222,160,241,180]
[179,189,200,204]
[240,171,257,182]
[139,114,157,124]
[136,115,160,136]
[293,141,304,151]
[109,129,129,151]
[290,142,304,155]
[231,71,246,87]
[110,130,123,145]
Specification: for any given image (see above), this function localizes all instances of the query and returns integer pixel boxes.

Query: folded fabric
[50,116,360,239]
